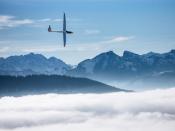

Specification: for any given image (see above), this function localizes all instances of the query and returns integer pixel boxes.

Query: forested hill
[0,75,128,96]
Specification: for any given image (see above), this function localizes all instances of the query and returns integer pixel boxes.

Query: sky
[0,88,175,131]
[0,0,175,64]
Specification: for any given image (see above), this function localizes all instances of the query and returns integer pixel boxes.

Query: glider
[48,13,73,47]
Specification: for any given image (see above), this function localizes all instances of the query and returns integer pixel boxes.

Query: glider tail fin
[48,25,52,32]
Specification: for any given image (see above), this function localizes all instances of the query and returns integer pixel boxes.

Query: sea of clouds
[0,88,175,131]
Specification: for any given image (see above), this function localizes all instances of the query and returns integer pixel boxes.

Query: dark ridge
[0,75,129,97]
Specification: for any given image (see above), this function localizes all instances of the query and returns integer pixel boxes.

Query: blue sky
[0,0,175,64]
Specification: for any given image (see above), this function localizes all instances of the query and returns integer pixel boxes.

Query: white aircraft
[48,13,73,47]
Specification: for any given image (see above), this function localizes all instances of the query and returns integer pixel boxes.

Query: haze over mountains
[0,50,175,89]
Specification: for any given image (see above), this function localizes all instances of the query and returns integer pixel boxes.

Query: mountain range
[69,50,175,79]
[0,50,175,89]
[1,50,175,76]
[0,53,71,76]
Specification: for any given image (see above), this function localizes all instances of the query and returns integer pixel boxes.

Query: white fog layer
[0,88,175,131]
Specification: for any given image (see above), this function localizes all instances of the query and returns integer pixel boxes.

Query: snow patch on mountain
[0,53,71,76]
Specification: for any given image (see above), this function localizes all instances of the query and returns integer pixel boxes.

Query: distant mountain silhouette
[67,50,175,89]
[68,50,175,78]
[0,50,175,89]
[1,50,175,77]
[68,50,175,80]
[0,53,71,76]
[0,75,128,96]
